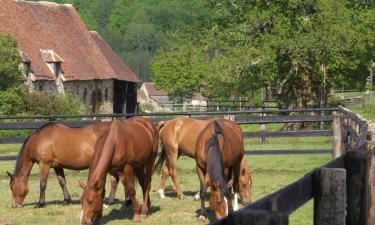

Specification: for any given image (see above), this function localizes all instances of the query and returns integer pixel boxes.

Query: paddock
[0,107,369,225]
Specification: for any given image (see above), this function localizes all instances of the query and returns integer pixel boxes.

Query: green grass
[0,144,331,225]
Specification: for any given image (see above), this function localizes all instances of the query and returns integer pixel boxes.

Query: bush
[0,85,82,116]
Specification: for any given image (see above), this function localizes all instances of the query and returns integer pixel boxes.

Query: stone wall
[28,79,115,114]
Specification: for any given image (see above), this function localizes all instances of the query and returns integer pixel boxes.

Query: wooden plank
[0,156,17,161]
[243,171,314,214]
[211,209,288,225]
[243,130,332,138]
[313,168,346,225]
[345,147,370,225]
[0,120,98,130]
[244,150,331,155]
[0,137,26,144]
[332,111,344,158]
[236,115,333,124]
[241,156,345,214]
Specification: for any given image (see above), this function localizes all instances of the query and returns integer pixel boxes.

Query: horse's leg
[107,173,119,205]
[158,163,169,199]
[166,146,184,199]
[53,167,71,205]
[232,161,241,211]
[35,163,50,208]
[196,166,207,221]
[123,165,140,222]
[139,158,153,219]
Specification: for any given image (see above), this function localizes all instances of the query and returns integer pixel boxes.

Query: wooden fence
[211,106,375,225]
[0,108,337,161]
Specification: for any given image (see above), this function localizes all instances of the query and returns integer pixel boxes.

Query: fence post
[213,209,288,225]
[260,106,266,144]
[367,123,375,225]
[313,168,346,225]
[345,147,371,225]
[332,111,343,158]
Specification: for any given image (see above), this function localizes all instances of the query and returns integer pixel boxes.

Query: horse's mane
[14,122,58,176]
[205,121,230,199]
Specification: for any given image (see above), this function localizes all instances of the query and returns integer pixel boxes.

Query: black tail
[206,121,230,199]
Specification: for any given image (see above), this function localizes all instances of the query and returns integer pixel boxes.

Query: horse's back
[110,117,157,167]
[27,122,109,170]
[160,117,212,157]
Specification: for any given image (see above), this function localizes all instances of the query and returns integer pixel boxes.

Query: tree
[0,34,22,91]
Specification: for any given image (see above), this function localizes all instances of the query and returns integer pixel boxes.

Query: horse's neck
[88,133,116,189]
[14,153,33,179]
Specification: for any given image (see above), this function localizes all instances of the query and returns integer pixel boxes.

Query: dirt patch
[0,219,12,225]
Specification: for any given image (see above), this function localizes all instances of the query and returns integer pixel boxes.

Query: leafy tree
[0,34,22,91]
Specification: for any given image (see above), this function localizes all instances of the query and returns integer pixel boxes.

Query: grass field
[0,132,332,225]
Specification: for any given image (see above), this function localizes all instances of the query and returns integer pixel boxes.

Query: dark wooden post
[313,168,346,225]
[332,111,343,158]
[212,209,288,225]
[367,123,375,225]
[345,147,371,225]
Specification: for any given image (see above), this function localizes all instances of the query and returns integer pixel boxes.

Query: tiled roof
[143,82,168,96]
[0,0,140,82]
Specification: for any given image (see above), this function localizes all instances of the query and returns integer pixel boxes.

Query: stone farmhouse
[0,0,140,114]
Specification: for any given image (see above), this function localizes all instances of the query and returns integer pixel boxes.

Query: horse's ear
[79,180,86,189]
[227,180,233,188]
[6,171,13,179]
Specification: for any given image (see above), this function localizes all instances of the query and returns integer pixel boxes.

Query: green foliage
[0,34,22,91]
[0,85,81,116]
[151,0,374,107]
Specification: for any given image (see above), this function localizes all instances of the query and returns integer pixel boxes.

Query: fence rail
[213,106,374,225]
[0,108,335,161]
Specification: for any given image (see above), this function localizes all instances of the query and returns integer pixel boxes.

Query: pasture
[0,133,331,225]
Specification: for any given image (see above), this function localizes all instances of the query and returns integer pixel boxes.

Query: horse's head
[238,159,254,204]
[7,171,28,208]
[208,181,230,219]
[79,180,104,225]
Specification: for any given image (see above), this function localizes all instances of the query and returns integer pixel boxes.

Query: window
[23,62,31,77]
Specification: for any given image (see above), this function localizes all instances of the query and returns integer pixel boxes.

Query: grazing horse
[195,120,244,220]
[80,117,158,225]
[6,122,121,208]
[155,117,252,204]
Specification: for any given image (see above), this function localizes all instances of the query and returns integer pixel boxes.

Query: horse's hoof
[103,203,109,209]
[34,203,45,208]
[178,193,185,200]
[198,215,206,222]
[158,189,166,199]
[124,199,132,207]
[194,193,200,201]
[140,214,148,220]
[63,199,72,205]
[133,215,141,223]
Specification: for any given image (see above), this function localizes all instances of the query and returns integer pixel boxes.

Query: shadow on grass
[22,199,81,207]
[101,205,161,224]
[164,190,199,199]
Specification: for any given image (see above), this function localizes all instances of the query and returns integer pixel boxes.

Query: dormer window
[24,62,31,77]
[40,49,64,78]
[20,51,32,77]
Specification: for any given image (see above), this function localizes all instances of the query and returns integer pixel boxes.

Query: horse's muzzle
[11,203,22,208]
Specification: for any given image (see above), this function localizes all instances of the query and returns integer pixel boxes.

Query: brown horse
[80,117,158,225]
[155,117,252,204]
[6,122,121,208]
[195,120,244,220]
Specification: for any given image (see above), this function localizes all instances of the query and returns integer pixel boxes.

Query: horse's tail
[153,144,166,174]
[206,121,230,199]
[152,121,167,174]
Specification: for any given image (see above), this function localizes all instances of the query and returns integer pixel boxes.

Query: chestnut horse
[6,122,124,208]
[155,117,252,204]
[195,120,244,220]
[80,117,158,225]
